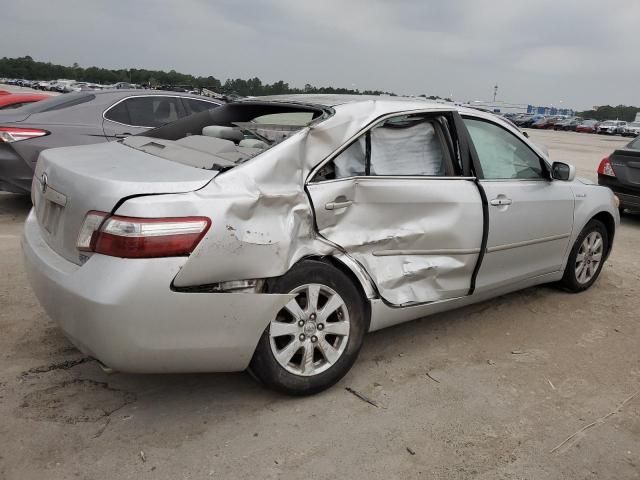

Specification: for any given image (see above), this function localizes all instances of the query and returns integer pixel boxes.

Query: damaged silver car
[22,95,619,395]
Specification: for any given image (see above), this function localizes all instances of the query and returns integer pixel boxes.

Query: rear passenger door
[102,95,184,140]
[307,112,484,306]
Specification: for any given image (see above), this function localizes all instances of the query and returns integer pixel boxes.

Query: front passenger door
[463,117,575,291]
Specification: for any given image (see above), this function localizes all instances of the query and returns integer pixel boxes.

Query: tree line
[4,56,633,117]
[0,56,397,97]
[577,105,640,123]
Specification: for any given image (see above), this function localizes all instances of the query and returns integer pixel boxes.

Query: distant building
[465,100,528,114]
[461,100,575,116]
[526,105,574,116]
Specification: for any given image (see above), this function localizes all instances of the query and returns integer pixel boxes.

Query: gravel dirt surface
[0,129,638,479]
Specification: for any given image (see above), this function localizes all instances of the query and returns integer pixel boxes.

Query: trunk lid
[610,146,640,189]
[0,109,32,124]
[33,141,217,265]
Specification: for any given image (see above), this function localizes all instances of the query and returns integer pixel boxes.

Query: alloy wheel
[575,231,604,284]
[269,283,350,376]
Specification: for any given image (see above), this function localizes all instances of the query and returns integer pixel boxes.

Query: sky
[1,0,638,110]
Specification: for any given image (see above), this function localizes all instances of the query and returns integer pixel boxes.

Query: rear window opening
[123,102,329,172]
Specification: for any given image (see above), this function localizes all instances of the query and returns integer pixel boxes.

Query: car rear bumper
[0,144,33,194]
[21,210,293,373]
[598,175,640,209]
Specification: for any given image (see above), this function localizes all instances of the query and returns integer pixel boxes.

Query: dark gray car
[0,90,222,193]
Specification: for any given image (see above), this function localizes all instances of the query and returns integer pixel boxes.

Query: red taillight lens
[77,212,211,258]
[597,156,616,177]
[0,126,48,143]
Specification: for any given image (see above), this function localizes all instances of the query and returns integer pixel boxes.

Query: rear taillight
[77,211,211,258]
[597,156,616,177]
[0,126,48,143]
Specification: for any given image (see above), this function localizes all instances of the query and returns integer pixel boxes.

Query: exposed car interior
[314,113,459,181]
[123,102,327,171]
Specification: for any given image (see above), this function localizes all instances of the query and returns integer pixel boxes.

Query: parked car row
[505,112,637,136]
[0,78,145,93]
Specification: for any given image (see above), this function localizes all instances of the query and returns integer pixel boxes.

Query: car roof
[252,94,450,110]
[244,94,522,140]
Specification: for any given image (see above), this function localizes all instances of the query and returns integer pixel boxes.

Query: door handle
[490,197,512,206]
[325,200,353,210]
[115,133,131,139]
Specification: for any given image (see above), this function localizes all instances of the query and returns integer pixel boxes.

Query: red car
[576,120,599,133]
[0,91,50,110]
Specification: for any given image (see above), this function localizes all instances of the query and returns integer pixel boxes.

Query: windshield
[601,121,614,126]
[629,136,640,150]
[629,122,640,127]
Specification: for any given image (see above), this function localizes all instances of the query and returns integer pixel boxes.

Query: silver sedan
[22,95,620,395]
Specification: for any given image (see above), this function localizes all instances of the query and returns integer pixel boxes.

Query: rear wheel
[249,260,368,395]
[558,220,608,292]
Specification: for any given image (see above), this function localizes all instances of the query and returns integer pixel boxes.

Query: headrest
[239,138,268,149]
[202,125,244,142]
[175,135,236,154]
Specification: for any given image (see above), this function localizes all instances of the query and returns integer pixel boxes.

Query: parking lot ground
[0,130,638,480]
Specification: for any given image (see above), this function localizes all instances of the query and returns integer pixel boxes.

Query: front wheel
[558,220,609,292]
[249,260,368,395]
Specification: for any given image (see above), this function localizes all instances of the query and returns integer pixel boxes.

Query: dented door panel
[307,177,483,305]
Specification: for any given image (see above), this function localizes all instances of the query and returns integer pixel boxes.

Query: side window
[315,114,452,181]
[183,99,218,115]
[105,97,181,127]
[369,116,447,176]
[104,100,130,124]
[464,118,545,180]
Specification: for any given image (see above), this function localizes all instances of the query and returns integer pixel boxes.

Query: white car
[597,120,627,135]
[622,121,640,137]
[22,95,620,395]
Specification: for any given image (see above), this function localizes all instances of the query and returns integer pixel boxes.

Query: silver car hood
[32,141,217,264]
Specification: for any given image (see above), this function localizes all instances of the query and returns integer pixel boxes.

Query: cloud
[1,0,638,108]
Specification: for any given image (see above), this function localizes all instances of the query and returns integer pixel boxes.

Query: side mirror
[522,131,529,138]
[551,161,576,181]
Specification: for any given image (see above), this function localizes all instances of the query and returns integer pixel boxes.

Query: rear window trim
[102,94,222,129]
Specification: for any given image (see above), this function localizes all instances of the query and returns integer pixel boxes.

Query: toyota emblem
[41,173,48,195]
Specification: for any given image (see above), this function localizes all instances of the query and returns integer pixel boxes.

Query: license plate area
[36,197,63,235]
[34,188,65,236]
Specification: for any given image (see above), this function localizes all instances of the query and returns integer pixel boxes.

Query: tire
[249,260,368,395]
[558,219,609,292]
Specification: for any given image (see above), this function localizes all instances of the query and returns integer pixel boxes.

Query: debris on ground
[406,447,416,455]
[550,390,640,454]
[345,387,380,408]
[426,371,441,383]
